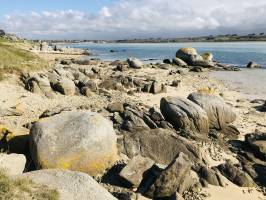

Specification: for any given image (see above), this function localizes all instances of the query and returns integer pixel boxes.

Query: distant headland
[37,33,266,44]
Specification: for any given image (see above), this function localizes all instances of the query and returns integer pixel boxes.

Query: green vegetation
[0,169,59,200]
[0,38,49,80]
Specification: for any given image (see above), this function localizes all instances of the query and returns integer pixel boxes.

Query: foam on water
[211,69,266,100]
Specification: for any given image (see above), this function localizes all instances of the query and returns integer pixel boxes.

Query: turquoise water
[67,42,266,67]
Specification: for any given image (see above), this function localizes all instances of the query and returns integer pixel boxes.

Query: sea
[66,42,266,99]
[67,42,266,67]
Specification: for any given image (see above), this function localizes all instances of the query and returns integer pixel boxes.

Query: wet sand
[211,69,266,100]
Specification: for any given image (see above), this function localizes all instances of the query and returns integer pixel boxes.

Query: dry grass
[0,169,59,200]
[0,38,49,80]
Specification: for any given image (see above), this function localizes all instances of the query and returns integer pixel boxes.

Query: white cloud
[1,0,266,39]
[100,7,111,17]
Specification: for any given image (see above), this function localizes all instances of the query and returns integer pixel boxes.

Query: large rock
[145,152,192,198]
[175,48,200,65]
[29,111,118,176]
[0,153,26,175]
[176,48,214,67]
[119,155,155,187]
[247,61,261,69]
[119,128,202,165]
[22,169,117,200]
[53,78,76,95]
[160,97,209,134]
[188,92,236,130]
[127,58,143,69]
[217,162,254,187]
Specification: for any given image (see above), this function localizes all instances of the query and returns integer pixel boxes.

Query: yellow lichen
[39,146,118,176]
[197,86,217,95]
[0,125,14,142]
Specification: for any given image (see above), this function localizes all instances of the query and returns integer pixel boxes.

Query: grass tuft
[0,169,59,200]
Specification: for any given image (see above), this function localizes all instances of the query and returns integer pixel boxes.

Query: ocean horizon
[66,42,266,68]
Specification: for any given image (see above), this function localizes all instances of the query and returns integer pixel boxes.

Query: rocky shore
[0,46,266,200]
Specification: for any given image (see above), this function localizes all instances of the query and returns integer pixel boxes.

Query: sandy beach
[0,49,266,199]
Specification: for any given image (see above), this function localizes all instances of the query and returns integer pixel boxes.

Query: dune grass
[0,38,49,80]
[0,169,59,200]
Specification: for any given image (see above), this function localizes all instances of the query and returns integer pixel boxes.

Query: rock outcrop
[30,111,118,176]
[160,97,209,134]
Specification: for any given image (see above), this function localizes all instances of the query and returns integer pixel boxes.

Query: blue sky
[0,0,114,15]
[1,0,266,39]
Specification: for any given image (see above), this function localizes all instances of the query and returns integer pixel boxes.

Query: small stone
[107,102,124,113]
[171,80,181,87]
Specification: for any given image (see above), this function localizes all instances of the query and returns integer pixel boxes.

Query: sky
[1,0,266,40]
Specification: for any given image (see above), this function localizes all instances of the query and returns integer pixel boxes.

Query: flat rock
[119,128,202,165]
[0,153,26,175]
[22,169,117,200]
[119,155,154,187]
[30,111,118,176]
